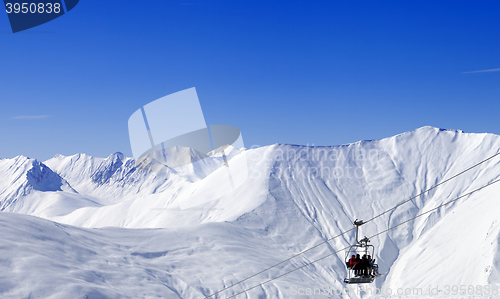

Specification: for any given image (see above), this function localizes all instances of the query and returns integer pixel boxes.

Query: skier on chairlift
[347,254,356,269]
[344,220,379,283]
[367,255,373,276]
[353,254,362,275]
[361,255,370,276]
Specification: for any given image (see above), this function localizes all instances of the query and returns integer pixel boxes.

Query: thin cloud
[462,68,500,74]
[10,115,51,120]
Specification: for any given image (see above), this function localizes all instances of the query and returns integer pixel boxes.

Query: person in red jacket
[347,254,356,269]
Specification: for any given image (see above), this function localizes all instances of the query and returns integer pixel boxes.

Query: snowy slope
[1,126,500,298]
[0,211,343,299]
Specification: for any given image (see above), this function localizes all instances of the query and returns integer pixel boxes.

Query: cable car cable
[368,177,500,240]
[226,245,352,299]
[223,177,500,298]
[204,227,356,299]
[205,151,500,298]
[363,151,500,225]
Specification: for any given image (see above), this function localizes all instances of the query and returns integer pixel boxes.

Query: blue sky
[1,0,499,160]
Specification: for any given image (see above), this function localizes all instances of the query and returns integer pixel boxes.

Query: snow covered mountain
[1,126,500,298]
[0,156,103,219]
[0,155,74,207]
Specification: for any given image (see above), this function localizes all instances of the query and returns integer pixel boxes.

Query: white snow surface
[1,126,500,298]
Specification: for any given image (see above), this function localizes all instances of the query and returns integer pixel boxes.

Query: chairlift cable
[363,151,500,225]
[369,177,500,239]
[224,177,500,298]
[205,151,500,298]
[203,227,355,299]
[226,245,352,299]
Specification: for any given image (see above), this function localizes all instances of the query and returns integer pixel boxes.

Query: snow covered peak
[0,157,75,210]
[26,159,67,192]
[108,152,126,161]
[137,146,209,170]
[45,153,106,191]
[9,154,31,163]
[0,156,72,192]
[392,125,474,140]
[52,153,64,159]
[91,153,127,185]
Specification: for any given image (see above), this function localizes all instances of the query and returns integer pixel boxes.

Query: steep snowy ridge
[0,156,76,210]
[91,152,127,185]
[45,152,174,204]
[44,153,106,191]
[1,126,500,298]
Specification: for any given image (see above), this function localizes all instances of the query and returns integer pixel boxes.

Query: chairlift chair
[344,220,379,284]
